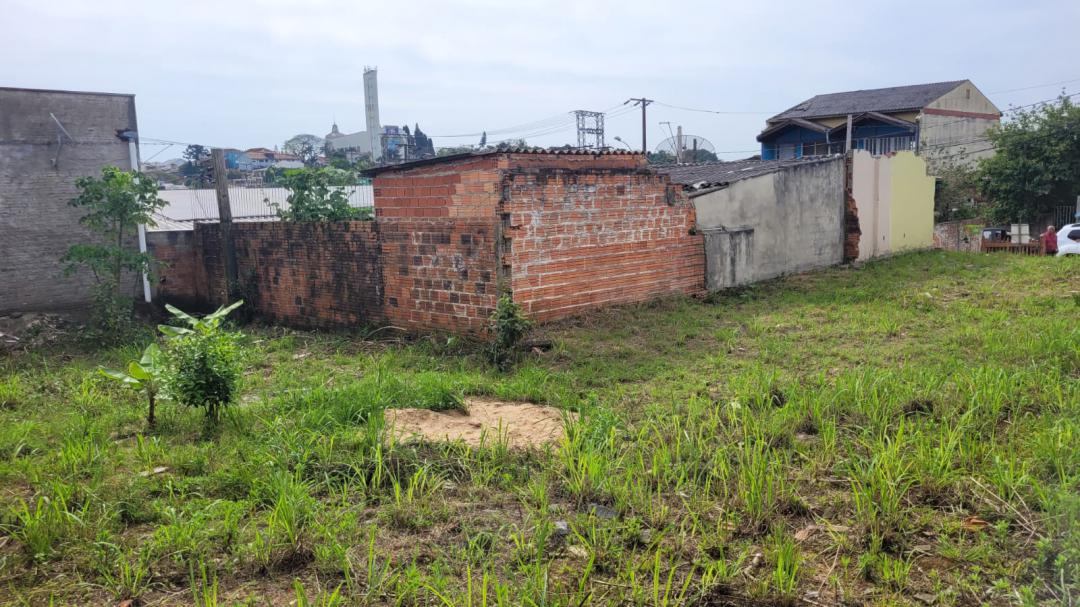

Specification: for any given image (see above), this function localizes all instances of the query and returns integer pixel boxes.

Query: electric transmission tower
[574,110,605,149]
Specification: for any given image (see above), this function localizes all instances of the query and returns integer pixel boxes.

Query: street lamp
[613,136,633,151]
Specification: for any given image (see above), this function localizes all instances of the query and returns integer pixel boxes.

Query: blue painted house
[758,80,1000,163]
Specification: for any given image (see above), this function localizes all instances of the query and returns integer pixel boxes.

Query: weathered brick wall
[152,152,707,334]
[146,230,203,309]
[195,221,383,327]
[933,218,984,252]
[379,219,499,333]
[503,168,705,322]
[0,88,138,313]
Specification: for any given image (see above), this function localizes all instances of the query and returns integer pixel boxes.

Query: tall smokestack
[363,67,381,162]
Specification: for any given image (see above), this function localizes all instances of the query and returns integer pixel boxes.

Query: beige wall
[920,81,1000,168]
[852,150,934,260]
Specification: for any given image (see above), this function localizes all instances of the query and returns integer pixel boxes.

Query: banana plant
[100,343,166,427]
[158,300,244,337]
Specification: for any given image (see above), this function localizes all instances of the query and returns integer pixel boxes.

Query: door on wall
[703,228,753,290]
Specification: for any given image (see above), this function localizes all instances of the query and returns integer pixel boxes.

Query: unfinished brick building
[150,149,704,334]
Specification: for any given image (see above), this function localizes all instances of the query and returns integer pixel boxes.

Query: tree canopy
[283,134,325,167]
[977,95,1080,223]
[413,123,436,158]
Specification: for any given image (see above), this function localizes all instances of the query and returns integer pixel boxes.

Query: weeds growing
[0,252,1076,604]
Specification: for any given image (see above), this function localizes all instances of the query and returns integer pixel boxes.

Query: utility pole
[625,98,653,153]
[211,148,240,304]
[844,114,853,154]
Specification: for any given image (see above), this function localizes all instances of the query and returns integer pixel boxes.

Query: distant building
[324,122,374,161]
[223,148,246,170]
[758,80,1000,166]
[243,148,300,170]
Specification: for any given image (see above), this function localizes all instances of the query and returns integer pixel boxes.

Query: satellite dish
[655,134,716,163]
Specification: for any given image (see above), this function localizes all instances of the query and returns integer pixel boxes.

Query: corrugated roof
[657,157,836,190]
[769,80,965,122]
[365,147,643,175]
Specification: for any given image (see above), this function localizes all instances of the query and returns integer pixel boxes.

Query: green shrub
[487,295,532,372]
[99,343,166,427]
[160,302,244,423]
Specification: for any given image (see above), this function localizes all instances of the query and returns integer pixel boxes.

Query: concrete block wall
[0,88,138,313]
[504,169,704,321]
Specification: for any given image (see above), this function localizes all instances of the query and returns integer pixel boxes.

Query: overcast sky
[4,0,1079,160]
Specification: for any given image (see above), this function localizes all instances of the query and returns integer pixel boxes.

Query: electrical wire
[989,77,1080,95]
[652,101,777,115]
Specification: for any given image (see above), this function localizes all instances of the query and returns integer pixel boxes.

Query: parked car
[1056,223,1080,256]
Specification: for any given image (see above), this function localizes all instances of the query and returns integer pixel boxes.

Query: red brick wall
[379,219,498,334]
[373,155,500,219]
[196,221,383,327]
[153,152,706,334]
[502,168,704,322]
[146,230,203,310]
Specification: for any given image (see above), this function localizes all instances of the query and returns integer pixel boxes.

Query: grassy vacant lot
[1,251,1078,606]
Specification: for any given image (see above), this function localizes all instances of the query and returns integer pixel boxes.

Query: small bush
[166,333,242,422]
[487,295,533,371]
[161,302,244,423]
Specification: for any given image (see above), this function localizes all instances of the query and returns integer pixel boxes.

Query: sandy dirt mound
[385,398,573,448]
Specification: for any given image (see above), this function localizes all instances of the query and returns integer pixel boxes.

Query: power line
[652,101,776,115]
[989,77,1080,95]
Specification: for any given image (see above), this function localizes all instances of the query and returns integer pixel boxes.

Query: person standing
[1042,225,1058,255]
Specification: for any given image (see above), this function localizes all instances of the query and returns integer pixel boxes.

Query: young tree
[273,168,369,221]
[478,131,487,148]
[932,160,980,221]
[62,167,166,335]
[977,94,1080,223]
[100,343,166,427]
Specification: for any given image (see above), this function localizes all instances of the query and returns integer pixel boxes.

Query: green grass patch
[0,251,1077,605]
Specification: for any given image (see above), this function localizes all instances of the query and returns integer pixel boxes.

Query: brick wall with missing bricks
[378,219,499,333]
[195,221,383,327]
[502,166,705,322]
[154,151,706,335]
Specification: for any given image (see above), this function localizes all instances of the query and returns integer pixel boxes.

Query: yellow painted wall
[851,151,934,259]
[887,152,935,252]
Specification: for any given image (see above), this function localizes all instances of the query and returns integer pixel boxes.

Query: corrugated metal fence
[151,185,374,231]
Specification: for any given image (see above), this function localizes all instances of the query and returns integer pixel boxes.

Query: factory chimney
[363,67,382,162]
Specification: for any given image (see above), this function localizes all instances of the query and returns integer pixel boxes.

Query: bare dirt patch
[385,398,573,447]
